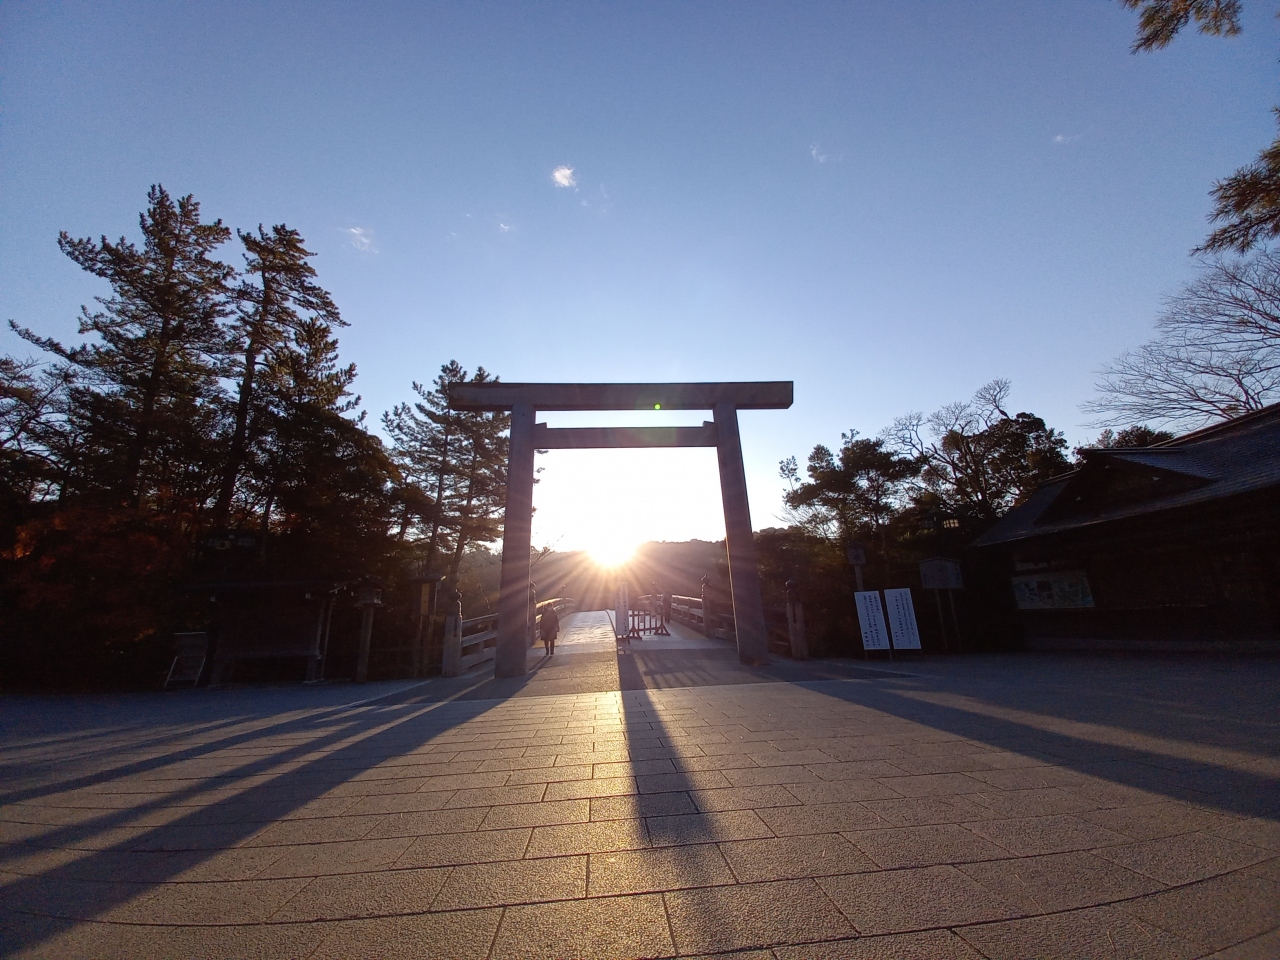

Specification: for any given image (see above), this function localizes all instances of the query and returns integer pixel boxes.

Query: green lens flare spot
[654,403,661,410]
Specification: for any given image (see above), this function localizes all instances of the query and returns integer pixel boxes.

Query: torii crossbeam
[448,381,794,677]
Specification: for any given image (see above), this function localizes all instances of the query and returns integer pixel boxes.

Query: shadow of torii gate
[448,381,794,677]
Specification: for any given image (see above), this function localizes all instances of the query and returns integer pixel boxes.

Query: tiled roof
[971,403,1280,547]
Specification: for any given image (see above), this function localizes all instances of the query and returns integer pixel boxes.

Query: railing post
[786,578,808,660]
[442,589,463,678]
[700,575,710,637]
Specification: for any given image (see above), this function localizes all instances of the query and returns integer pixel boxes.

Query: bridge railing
[457,612,500,671]
[443,596,578,676]
[667,595,705,632]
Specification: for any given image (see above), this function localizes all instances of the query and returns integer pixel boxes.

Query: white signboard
[884,588,922,650]
[855,591,891,651]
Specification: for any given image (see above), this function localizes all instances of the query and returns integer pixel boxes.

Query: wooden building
[971,405,1280,649]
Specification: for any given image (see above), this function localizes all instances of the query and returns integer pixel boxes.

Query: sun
[587,538,639,568]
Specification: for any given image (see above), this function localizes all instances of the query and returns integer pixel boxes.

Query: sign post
[846,543,867,592]
[919,558,964,651]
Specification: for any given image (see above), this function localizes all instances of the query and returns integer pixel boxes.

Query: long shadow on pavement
[0,671,545,956]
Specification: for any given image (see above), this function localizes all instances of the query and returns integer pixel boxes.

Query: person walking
[540,601,559,656]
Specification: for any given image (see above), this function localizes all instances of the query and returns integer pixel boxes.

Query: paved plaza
[1,612,1278,958]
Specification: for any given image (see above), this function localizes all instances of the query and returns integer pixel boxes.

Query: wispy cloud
[498,222,512,233]
[552,165,577,188]
[1052,133,1080,145]
[346,227,376,252]
[810,144,829,164]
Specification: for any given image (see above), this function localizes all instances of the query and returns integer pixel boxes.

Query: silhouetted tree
[1074,425,1176,461]
[1085,252,1280,428]
[213,225,344,526]
[249,316,399,574]
[780,432,920,552]
[14,186,233,509]
[383,362,509,579]
[887,380,1070,525]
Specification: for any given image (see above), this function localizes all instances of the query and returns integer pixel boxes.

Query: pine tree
[13,185,233,509]
[383,362,509,579]
[252,317,397,575]
[214,224,344,526]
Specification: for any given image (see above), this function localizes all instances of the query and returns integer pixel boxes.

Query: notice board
[855,591,891,650]
[884,588,922,650]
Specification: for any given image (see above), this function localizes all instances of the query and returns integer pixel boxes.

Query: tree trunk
[215,277,272,525]
[125,314,177,507]
[214,337,260,525]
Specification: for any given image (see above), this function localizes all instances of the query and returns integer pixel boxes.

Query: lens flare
[587,539,638,568]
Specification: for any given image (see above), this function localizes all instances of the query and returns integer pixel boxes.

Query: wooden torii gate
[448,381,794,677]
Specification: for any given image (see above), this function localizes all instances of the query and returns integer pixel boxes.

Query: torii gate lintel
[447,381,794,677]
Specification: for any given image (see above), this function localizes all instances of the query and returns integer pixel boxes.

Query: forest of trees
[4,184,1277,685]
[0,186,508,686]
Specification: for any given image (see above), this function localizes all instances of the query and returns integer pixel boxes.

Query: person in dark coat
[540,602,560,655]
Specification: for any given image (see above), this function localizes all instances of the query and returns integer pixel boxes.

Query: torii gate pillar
[714,401,770,664]
[495,402,537,678]
[449,381,793,677]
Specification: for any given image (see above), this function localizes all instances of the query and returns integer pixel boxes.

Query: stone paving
[1,617,1278,958]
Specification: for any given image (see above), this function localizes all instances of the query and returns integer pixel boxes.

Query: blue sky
[3,1,1277,551]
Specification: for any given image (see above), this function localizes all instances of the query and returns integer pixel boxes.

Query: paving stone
[478,799,590,830]
[1119,870,1280,951]
[394,828,532,868]
[1202,926,1280,959]
[491,893,675,959]
[959,903,1202,959]
[1095,832,1272,885]
[543,776,638,800]
[689,784,802,812]
[1078,800,1240,841]
[665,878,855,954]
[719,833,877,882]
[807,760,916,780]
[870,773,990,798]
[673,753,762,772]
[525,819,649,857]
[723,765,823,787]
[845,823,1010,868]
[860,795,990,827]
[637,770,734,793]
[444,783,547,806]
[590,792,696,820]
[965,786,1100,818]
[256,836,414,878]
[311,908,501,959]
[746,749,837,767]
[112,876,312,924]
[269,867,449,920]
[432,854,586,908]
[959,850,1163,912]
[588,843,736,895]
[773,929,986,959]
[818,865,1022,934]
[646,810,773,846]
[1211,817,1280,852]
[8,917,332,960]
[964,814,1130,857]
[753,802,887,837]
[364,805,488,838]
